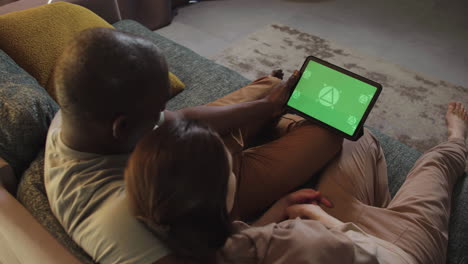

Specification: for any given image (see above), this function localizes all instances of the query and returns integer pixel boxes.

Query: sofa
[0,0,172,30]
[0,4,467,264]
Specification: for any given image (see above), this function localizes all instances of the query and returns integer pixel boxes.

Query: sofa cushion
[0,2,185,100]
[0,49,59,179]
[0,2,113,99]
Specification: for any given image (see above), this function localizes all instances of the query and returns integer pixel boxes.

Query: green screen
[287,60,377,135]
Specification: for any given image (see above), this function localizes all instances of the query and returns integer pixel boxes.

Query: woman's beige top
[219,218,415,264]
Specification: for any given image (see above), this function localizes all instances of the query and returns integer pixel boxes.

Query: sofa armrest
[0,184,82,263]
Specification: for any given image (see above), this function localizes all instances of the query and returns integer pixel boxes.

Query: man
[45,27,342,264]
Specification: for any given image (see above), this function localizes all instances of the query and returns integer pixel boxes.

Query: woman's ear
[112,115,129,140]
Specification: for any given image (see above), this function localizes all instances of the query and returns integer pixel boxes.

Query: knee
[430,142,466,170]
[420,150,465,180]
[362,128,378,145]
[362,128,383,156]
[267,75,283,84]
[304,124,344,154]
[316,126,344,155]
[330,134,344,155]
[284,121,344,156]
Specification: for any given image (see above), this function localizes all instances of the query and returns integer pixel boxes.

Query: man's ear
[112,115,129,140]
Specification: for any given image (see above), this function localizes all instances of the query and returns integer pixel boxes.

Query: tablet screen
[287,59,378,136]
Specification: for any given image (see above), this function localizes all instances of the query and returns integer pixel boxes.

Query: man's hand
[263,70,300,117]
[286,204,344,229]
[253,188,333,226]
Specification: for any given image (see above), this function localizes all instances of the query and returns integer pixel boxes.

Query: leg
[357,139,466,264]
[235,122,343,219]
[317,128,392,221]
[326,102,468,264]
[206,75,283,184]
[208,75,282,148]
[383,102,468,263]
[209,74,343,219]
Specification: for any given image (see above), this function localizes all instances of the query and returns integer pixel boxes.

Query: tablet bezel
[285,55,382,141]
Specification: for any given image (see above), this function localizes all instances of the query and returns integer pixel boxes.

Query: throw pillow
[0,49,59,180]
[0,2,185,100]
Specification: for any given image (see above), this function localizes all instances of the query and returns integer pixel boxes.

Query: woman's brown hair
[125,119,232,261]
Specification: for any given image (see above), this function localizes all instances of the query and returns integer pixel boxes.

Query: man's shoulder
[77,194,171,264]
[43,112,170,264]
[43,122,132,247]
[44,125,129,234]
[43,125,127,206]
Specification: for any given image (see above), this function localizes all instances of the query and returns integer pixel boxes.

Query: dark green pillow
[0,49,58,180]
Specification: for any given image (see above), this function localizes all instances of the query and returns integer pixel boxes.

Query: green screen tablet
[286,56,382,140]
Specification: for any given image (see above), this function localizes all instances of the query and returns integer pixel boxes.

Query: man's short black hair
[54,27,169,121]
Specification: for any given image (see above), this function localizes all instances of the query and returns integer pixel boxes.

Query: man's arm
[165,71,299,134]
[165,99,275,135]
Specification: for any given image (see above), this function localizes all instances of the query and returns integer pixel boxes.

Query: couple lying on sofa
[44,27,468,264]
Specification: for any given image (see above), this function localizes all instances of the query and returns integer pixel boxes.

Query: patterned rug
[210,24,468,158]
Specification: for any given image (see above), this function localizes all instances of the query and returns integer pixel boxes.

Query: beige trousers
[208,76,343,219]
[317,129,467,264]
[208,75,466,263]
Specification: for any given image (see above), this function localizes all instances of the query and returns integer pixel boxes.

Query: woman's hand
[253,189,333,226]
[286,204,344,229]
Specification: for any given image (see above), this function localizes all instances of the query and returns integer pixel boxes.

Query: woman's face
[225,149,237,214]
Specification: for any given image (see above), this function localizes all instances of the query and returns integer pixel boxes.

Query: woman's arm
[286,204,344,229]
[252,189,333,226]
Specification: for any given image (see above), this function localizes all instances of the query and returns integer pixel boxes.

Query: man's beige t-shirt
[44,115,169,264]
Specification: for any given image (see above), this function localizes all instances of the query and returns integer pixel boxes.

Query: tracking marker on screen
[318,84,340,109]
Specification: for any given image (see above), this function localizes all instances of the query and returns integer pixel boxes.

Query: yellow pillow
[169,72,185,96]
[0,2,185,100]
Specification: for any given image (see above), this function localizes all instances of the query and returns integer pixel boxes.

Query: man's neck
[60,118,130,155]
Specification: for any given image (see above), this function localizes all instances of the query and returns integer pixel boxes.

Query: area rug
[210,24,468,163]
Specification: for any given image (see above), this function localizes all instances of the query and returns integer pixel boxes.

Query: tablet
[286,56,382,141]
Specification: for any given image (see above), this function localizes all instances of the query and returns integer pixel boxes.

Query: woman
[125,102,468,264]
